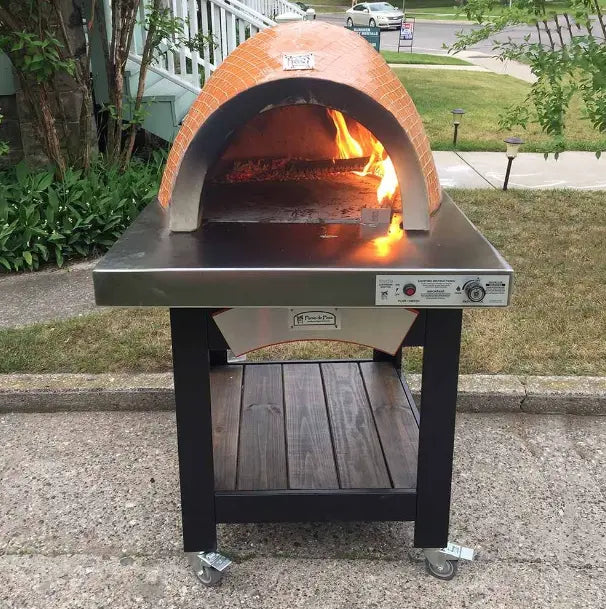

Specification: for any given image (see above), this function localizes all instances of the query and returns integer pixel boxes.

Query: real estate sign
[345,25,381,52]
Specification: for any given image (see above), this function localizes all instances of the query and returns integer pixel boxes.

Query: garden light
[451,108,465,148]
[502,136,524,191]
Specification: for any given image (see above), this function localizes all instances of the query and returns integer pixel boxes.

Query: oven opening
[203,104,403,241]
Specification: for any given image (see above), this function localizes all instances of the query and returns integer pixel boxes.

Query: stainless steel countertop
[94,193,512,307]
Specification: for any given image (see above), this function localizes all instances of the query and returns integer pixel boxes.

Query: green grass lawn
[381,51,469,65]
[397,69,606,152]
[1,190,604,377]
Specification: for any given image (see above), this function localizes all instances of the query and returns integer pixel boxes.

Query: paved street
[1,410,605,607]
[318,13,544,54]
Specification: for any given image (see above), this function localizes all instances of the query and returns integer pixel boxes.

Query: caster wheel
[425,558,458,581]
[346,17,353,27]
[195,565,223,587]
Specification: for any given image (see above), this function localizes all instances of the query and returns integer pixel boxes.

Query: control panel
[375,274,511,307]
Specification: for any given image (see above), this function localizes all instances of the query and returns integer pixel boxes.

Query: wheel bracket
[423,543,475,569]
[188,551,232,573]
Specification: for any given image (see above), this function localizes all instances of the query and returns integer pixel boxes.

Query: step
[173,89,197,124]
[124,62,163,98]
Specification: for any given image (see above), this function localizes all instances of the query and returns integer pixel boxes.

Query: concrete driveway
[1,410,605,607]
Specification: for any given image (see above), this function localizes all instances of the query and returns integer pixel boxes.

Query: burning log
[211,156,372,183]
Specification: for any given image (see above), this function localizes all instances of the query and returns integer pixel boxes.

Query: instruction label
[375,274,511,307]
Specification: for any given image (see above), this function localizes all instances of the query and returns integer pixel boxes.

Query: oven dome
[158,20,441,232]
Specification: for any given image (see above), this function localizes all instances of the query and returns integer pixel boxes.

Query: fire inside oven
[204,104,401,231]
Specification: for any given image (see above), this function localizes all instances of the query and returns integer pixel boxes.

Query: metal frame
[93,195,513,308]
[170,305,462,553]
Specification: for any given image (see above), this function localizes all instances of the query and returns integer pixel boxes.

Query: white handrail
[247,0,306,18]
[128,52,205,94]
[115,0,283,97]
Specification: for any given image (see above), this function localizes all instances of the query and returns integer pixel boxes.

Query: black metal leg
[209,350,228,366]
[414,308,462,548]
[170,308,217,552]
[372,347,402,370]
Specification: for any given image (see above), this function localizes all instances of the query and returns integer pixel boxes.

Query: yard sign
[397,17,415,53]
[345,25,381,52]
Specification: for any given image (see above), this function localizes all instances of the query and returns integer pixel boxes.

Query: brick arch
[159,21,441,231]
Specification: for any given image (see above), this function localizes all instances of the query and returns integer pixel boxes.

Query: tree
[451,0,606,152]
[0,0,95,175]
[93,0,210,168]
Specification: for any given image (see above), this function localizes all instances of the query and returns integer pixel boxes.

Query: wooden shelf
[210,361,419,493]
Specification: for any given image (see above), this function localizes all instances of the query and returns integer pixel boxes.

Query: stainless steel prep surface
[93,193,512,308]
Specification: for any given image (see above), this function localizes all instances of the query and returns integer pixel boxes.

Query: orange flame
[373,213,404,257]
[327,109,399,208]
[327,108,363,159]
[327,109,403,256]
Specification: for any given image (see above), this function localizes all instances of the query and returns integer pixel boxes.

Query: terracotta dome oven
[159,21,440,232]
[94,20,513,587]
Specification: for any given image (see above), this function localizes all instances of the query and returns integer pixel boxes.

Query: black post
[414,308,462,548]
[372,348,403,371]
[453,123,459,148]
[170,308,217,552]
[503,157,514,191]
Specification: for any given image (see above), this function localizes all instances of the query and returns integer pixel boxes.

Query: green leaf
[0,256,11,270]
[36,172,54,191]
[23,251,33,266]
[15,161,29,186]
[54,246,64,267]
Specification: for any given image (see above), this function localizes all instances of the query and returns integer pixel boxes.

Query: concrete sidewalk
[434,151,606,190]
[457,50,537,83]
[1,409,605,607]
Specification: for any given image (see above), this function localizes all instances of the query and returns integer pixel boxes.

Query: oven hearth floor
[203,173,392,223]
[210,361,419,492]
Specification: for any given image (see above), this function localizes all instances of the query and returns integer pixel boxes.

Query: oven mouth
[166,77,436,233]
[202,104,402,226]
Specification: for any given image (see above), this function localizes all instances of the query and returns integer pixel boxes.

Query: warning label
[376,274,510,307]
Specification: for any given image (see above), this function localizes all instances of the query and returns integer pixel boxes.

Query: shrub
[0,153,164,271]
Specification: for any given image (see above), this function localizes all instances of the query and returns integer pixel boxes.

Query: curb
[0,372,604,415]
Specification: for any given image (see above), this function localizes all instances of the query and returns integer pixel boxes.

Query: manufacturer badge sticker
[282,52,315,71]
[289,308,341,330]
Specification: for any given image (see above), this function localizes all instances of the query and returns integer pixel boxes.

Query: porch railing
[246,0,306,19]
[129,0,276,93]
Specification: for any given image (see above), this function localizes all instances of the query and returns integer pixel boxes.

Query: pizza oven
[158,20,440,233]
[94,21,513,586]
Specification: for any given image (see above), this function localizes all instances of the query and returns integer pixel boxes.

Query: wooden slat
[360,362,418,489]
[220,7,228,62]
[237,364,287,490]
[176,0,187,76]
[188,0,200,85]
[211,5,222,65]
[238,18,245,46]
[210,365,243,490]
[283,364,338,490]
[321,363,390,489]
[227,12,236,55]
[200,0,211,81]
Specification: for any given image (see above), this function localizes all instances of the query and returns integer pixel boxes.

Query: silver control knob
[463,280,486,302]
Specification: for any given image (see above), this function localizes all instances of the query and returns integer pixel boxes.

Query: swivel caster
[188,551,232,587]
[425,557,458,581]
[423,543,474,581]
[195,565,223,587]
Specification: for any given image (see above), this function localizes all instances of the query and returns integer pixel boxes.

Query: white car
[346,2,404,30]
